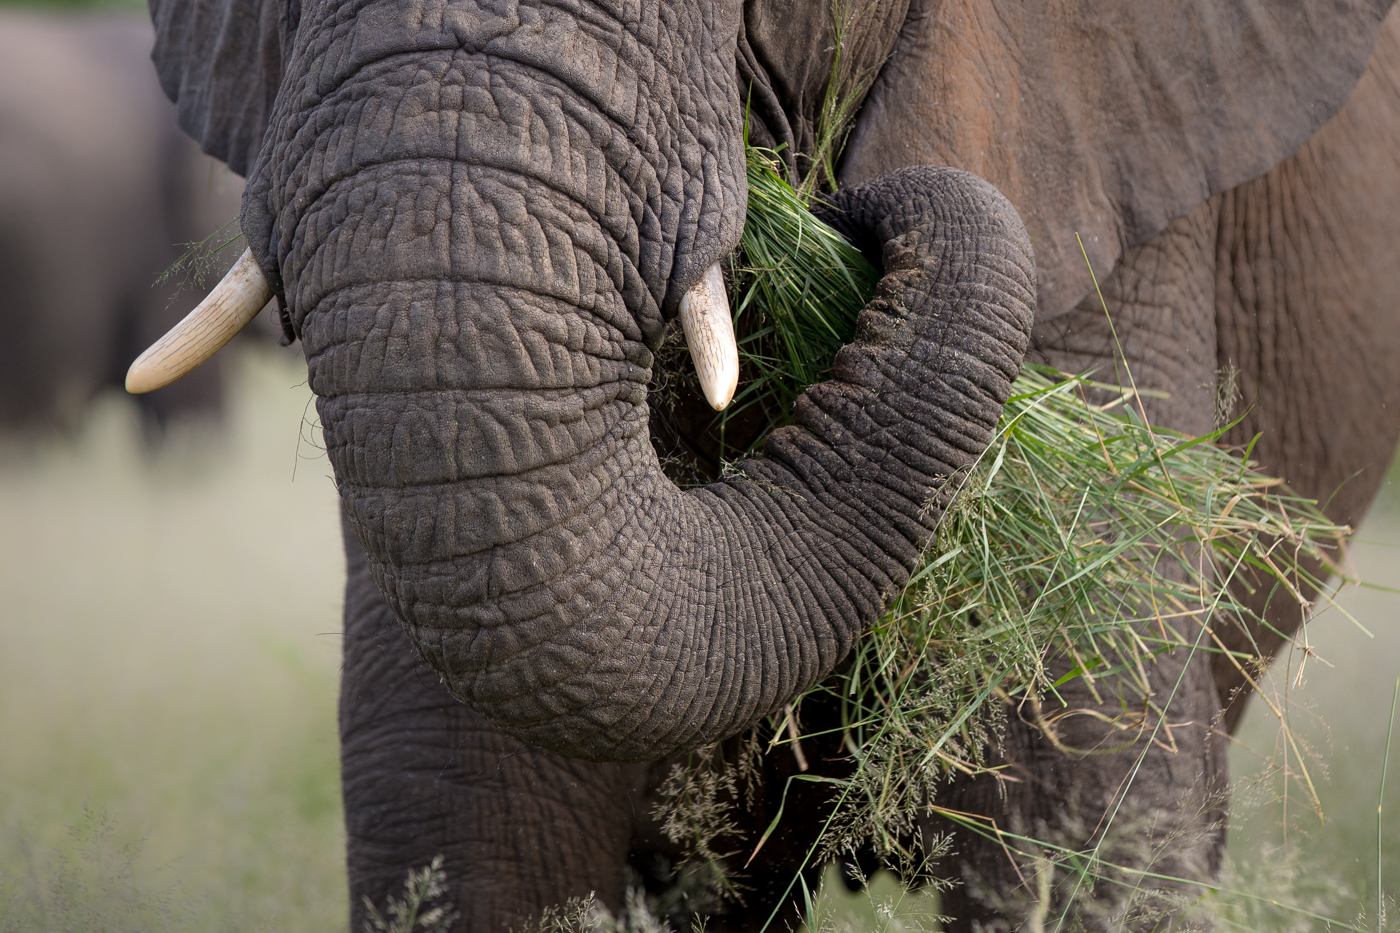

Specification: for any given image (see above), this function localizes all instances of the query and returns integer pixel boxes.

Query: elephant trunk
[249,0,1031,760]
[298,164,1033,762]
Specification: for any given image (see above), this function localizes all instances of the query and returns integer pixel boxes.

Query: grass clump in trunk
[798,363,1350,859]
[712,148,878,461]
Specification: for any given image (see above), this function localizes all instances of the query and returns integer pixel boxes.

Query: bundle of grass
[791,364,1351,860]
[686,145,1354,880]
[713,149,877,458]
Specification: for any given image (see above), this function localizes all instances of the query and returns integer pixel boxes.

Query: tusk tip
[124,369,147,395]
[703,369,738,411]
[123,247,272,396]
[124,355,165,395]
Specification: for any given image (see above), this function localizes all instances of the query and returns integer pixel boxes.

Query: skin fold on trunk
[246,0,1036,762]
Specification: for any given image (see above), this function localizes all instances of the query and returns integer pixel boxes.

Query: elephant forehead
[259,0,749,332]
[274,0,744,217]
[286,55,658,206]
[268,54,670,314]
[325,0,732,104]
[287,165,653,335]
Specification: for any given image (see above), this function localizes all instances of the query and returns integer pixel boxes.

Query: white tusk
[125,247,274,394]
[679,262,738,411]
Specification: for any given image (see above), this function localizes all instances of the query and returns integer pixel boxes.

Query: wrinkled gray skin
[147,0,1400,928]
[0,11,248,433]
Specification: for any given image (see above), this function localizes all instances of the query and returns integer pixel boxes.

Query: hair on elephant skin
[144,0,1400,928]
[0,9,266,435]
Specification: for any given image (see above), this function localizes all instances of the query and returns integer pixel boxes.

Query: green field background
[0,348,346,931]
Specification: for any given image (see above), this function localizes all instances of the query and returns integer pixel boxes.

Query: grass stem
[1379,678,1398,930]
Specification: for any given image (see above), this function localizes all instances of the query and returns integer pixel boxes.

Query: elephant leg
[930,27,1400,912]
[1213,5,1400,731]
[927,652,1229,931]
[928,203,1230,930]
[339,513,649,931]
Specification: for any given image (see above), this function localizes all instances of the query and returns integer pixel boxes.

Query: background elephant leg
[1213,6,1400,731]
[928,650,1228,931]
[339,514,649,931]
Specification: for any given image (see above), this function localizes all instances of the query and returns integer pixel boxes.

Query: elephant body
[141,0,1400,927]
[0,10,247,432]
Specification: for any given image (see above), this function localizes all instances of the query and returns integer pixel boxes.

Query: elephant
[0,9,253,434]
[131,0,1400,928]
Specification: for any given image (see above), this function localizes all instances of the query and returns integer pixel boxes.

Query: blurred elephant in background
[135,0,1400,929]
[0,9,256,433]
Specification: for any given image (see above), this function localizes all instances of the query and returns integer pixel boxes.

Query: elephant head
[132,0,1042,764]
[132,0,1391,770]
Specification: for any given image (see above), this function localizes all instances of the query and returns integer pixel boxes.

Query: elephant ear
[148,0,286,177]
[839,0,1395,320]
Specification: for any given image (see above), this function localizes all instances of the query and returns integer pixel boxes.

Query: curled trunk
[249,0,1034,761]
[302,166,1032,761]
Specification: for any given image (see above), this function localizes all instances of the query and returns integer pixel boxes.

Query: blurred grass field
[1229,482,1400,920]
[0,347,1397,930]
[0,346,346,931]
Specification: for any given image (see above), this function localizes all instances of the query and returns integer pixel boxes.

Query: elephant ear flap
[841,0,1396,321]
[149,0,285,178]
